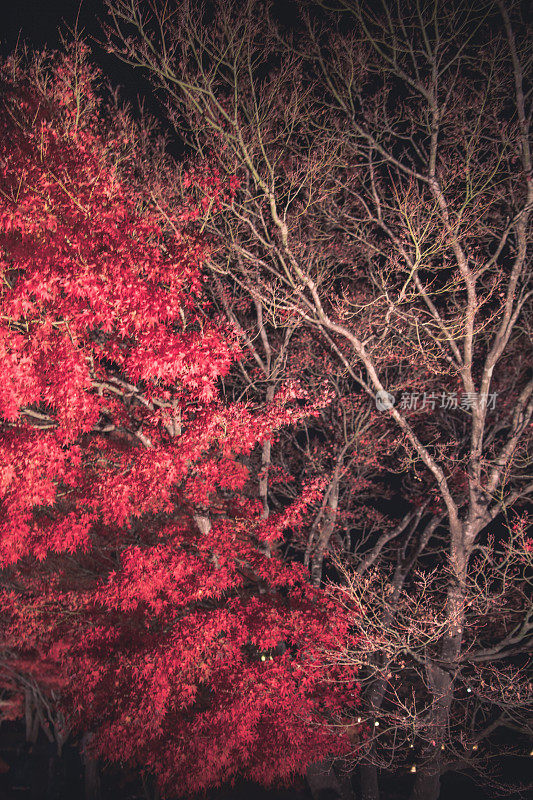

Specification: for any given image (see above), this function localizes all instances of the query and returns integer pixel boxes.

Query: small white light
[409,744,414,749]
[357,717,361,723]
[374,721,379,727]
[467,687,472,693]
[472,744,478,751]
[529,749,533,757]
[261,655,266,661]
[441,745,445,751]
[410,765,416,773]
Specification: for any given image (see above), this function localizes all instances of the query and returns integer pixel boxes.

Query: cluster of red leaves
[0,49,358,796]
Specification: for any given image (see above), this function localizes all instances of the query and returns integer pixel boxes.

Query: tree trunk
[46,744,66,800]
[409,537,468,800]
[82,733,101,800]
[259,385,275,519]
[24,690,40,745]
[306,758,354,800]
[360,763,380,800]
[311,477,340,586]
[259,384,275,555]
[409,757,442,800]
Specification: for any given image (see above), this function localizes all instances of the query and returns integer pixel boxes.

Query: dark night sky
[2,1,106,54]
[1,0,162,119]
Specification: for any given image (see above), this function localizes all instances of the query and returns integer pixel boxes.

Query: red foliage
[0,49,358,795]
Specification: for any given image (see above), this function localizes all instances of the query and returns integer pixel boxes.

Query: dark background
[2,1,106,55]
[1,0,150,111]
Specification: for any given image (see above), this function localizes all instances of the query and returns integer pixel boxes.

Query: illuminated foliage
[0,47,358,796]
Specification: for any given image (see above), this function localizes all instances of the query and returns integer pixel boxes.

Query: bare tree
[103,1,532,797]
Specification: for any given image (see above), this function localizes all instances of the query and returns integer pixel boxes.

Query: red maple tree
[0,46,358,796]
